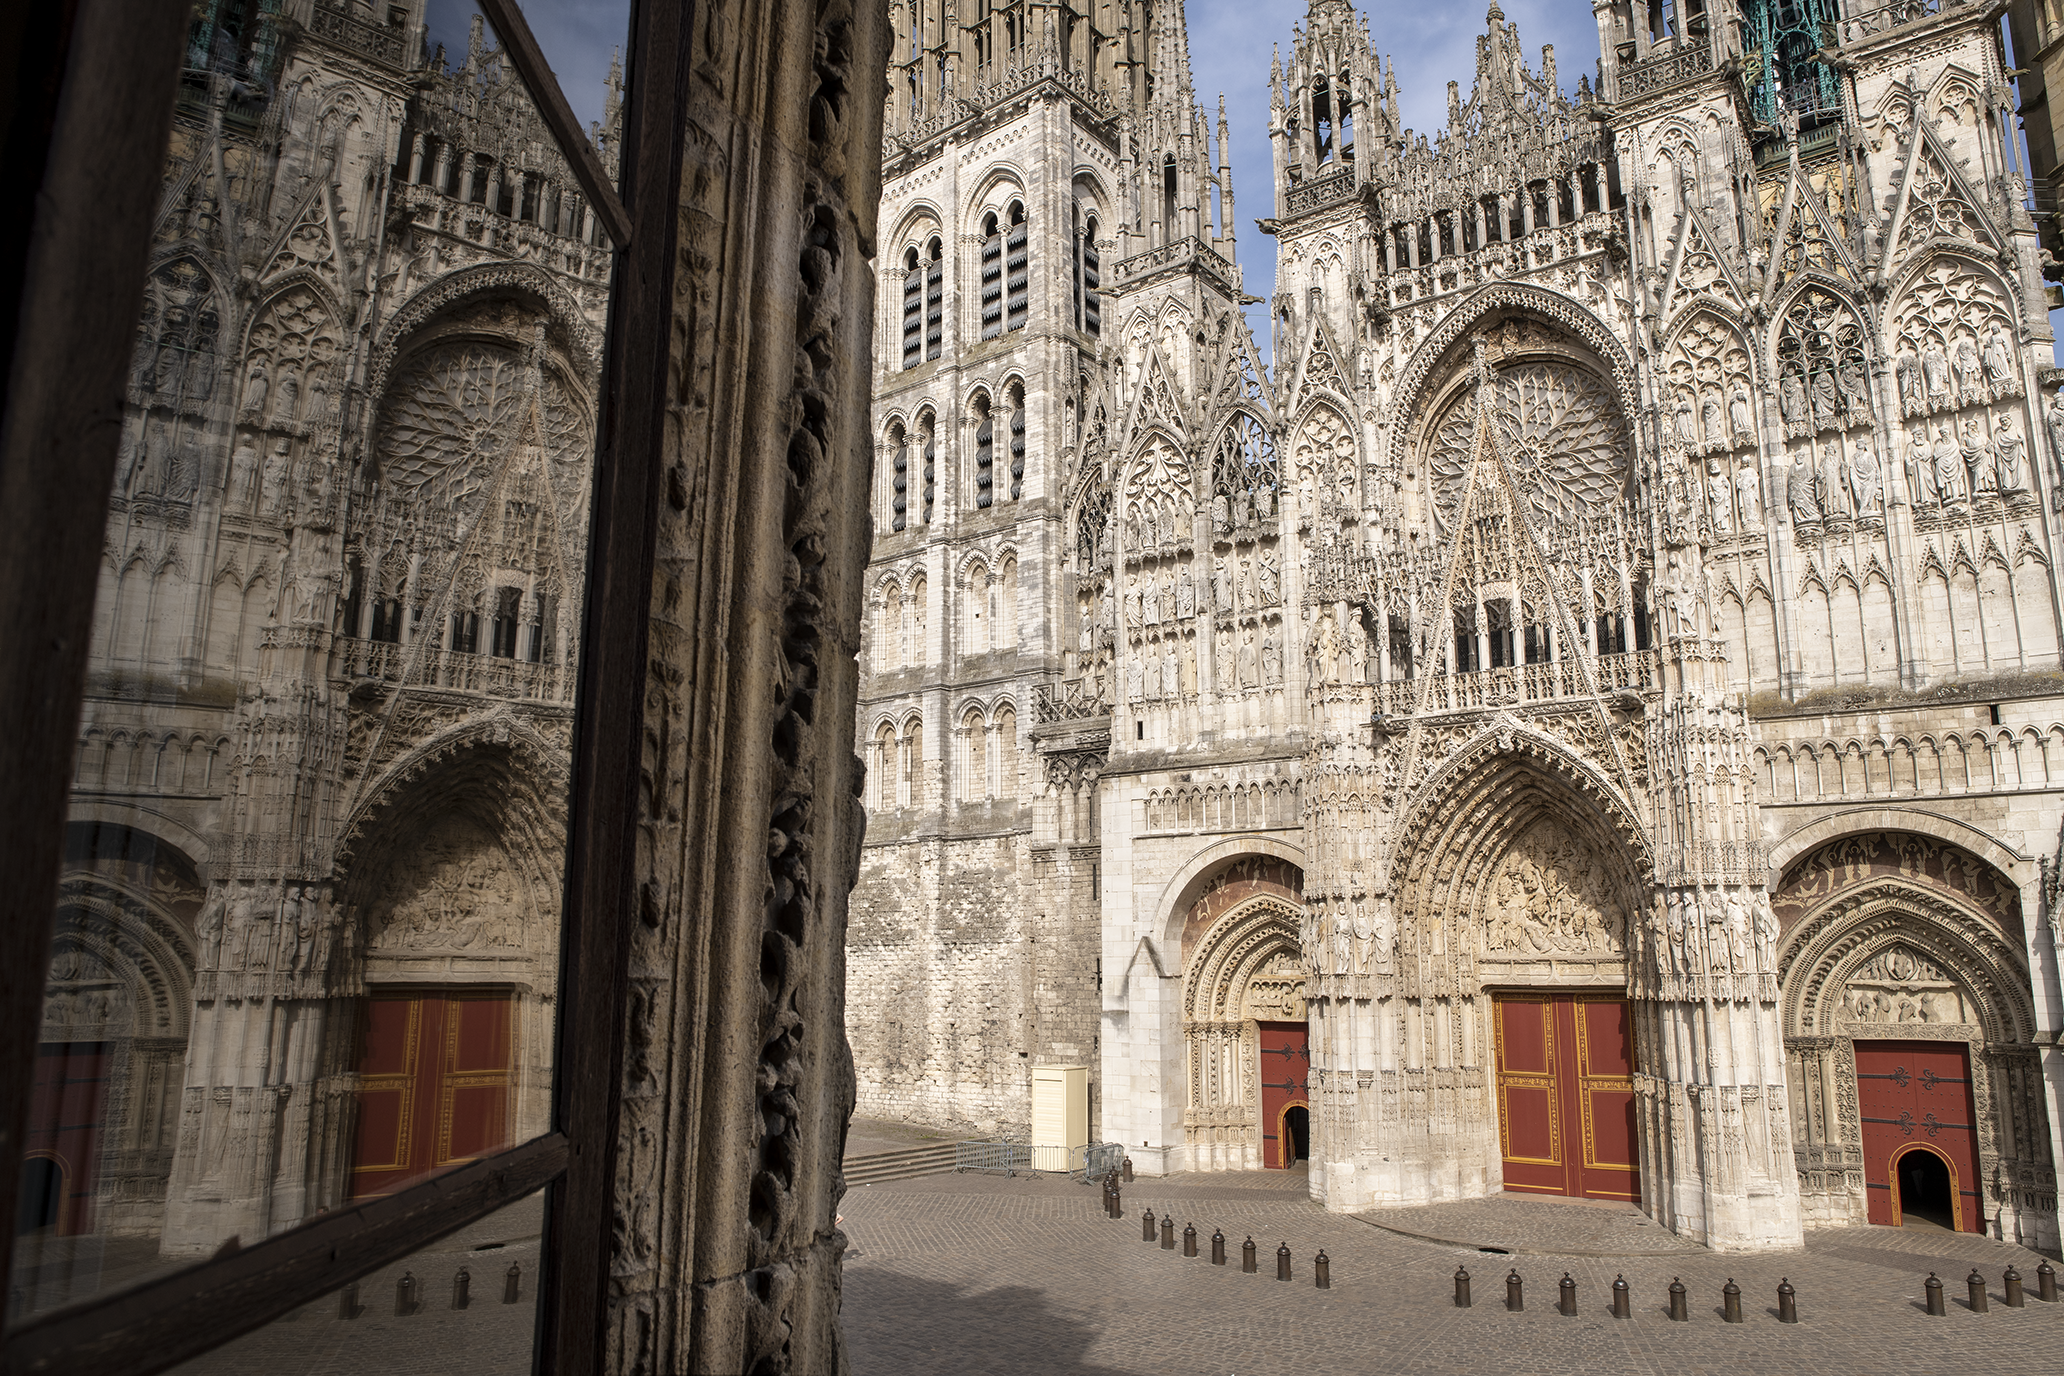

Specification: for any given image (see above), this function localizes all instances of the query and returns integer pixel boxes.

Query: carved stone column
[583,3,890,1371]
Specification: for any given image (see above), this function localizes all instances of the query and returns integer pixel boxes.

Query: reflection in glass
[169,1191,547,1375]
[14,0,626,1324]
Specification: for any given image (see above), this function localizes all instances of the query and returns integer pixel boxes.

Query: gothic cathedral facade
[33,3,614,1282]
[855,0,2064,1252]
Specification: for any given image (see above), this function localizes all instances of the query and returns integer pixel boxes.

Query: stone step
[842,1141,960,1186]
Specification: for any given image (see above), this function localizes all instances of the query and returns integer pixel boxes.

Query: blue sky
[430,1,1604,351]
[431,2,2055,359]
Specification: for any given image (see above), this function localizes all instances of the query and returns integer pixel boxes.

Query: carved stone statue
[272,370,300,425]
[1931,424,1965,503]
[1700,392,1724,451]
[1963,416,1998,495]
[1953,333,1984,406]
[1849,440,1882,518]
[242,361,269,416]
[1982,320,2014,397]
[1994,415,2027,494]
[1705,459,1733,535]
[1921,338,1950,404]
[1734,462,1761,527]
[1728,381,1753,443]
[1779,371,1807,428]
[1787,449,1820,524]
[261,440,292,516]
[227,438,261,510]
[1894,342,1922,414]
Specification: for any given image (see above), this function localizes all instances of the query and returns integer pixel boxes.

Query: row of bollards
[1924,1264,2057,1315]
[1125,1193,1329,1289]
[336,1263,524,1319]
[1457,1267,1795,1323]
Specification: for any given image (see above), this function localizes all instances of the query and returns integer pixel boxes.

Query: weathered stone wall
[848,831,1101,1137]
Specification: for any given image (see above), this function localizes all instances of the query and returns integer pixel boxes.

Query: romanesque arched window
[1006,379,1026,500]
[904,572,927,667]
[873,720,897,811]
[960,705,988,802]
[901,247,924,369]
[923,236,944,359]
[916,409,937,524]
[874,578,901,672]
[963,557,990,653]
[885,419,909,532]
[1073,207,1101,336]
[1005,202,1028,332]
[980,211,1005,339]
[981,202,1028,338]
[993,705,1016,798]
[995,554,1017,650]
[899,716,923,808]
[971,390,995,509]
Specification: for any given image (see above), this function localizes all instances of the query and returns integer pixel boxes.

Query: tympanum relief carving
[1480,818,1628,959]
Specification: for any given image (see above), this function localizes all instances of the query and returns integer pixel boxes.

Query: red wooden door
[1855,1040,1980,1231]
[350,991,514,1199]
[1494,994,1640,1201]
[1256,1020,1309,1169]
[22,1043,111,1235]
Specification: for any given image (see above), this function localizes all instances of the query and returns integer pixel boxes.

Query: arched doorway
[1281,1105,1310,1165]
[1893,1144,1956,1230]
[339,734,566,1202]
[1775,829,2041,1241]
[17,1157,64,1234]
[1177,858,1305,1173]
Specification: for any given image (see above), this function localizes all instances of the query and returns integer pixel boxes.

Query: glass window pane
[12,0,625,1330]
[167,1190,546,1375]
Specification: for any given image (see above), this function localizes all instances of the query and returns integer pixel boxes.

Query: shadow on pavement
[844,1269,1135,1376]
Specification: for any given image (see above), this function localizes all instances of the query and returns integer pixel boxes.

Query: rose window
[1426,362,1629,530]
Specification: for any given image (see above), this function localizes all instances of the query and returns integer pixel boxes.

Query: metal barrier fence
[954,1141,1123,1181]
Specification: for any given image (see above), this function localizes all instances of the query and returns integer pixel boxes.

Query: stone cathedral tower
[854,0,2064,1254]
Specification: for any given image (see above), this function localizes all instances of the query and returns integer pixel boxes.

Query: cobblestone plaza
[842,1169,2062,1376]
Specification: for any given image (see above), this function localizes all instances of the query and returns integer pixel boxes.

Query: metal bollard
[1276,1242,1292,1282]
[452,1266,471,1310]
[1242,1236,1257,1274]
[1778,1278,1797,1324]
[503,1262,522,1305]
[1559,1273,1577,1317]
[1211,1228,1226,1266]
[1611,1274,1630,1319]
[1143,1207,1157,1243]
[1160,1215,1176,1250]
[1122,1156,1134,1184]
[2040,1260,2059,1302]
[1108,1183,1122,1220]
[1924,1272,1946,1316]
[1183,1222,1198,1258]
[1314,1250,1330,1290]
[2004,1266,2024,1308]
[395,1271,419,1317]
[1668,1277,1688,1321]
[1454,1265,1472,1308]
[1506,1269,1523,1312]
[1967,1269,1988,1314]
[337,1282,360,1321]
[1722,1278,1742,1323]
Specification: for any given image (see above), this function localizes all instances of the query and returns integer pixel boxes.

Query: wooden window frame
[0,1,656,1373]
